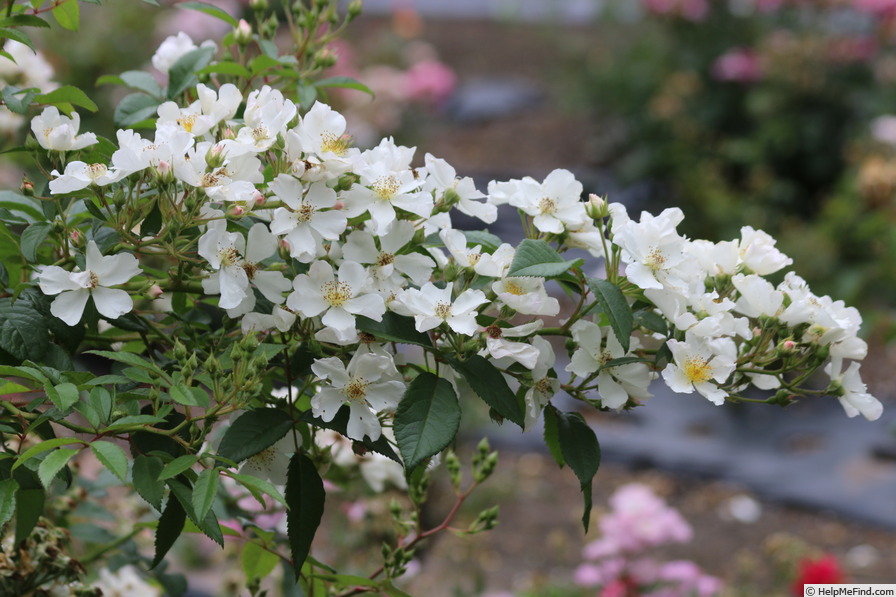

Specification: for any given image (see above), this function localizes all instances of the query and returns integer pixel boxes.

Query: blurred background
[3,0,896,594]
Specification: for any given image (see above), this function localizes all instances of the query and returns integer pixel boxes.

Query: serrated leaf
[192,468,218,521]
[548,406,600,532]
[229,473,287,509]
[90,441,128,481]
[13,437,85,470]
[20,221,51,262]
[158,454,199,481]
[35,86,96,112]
[168,383,209,408]
[167,46,215,99]
[114,92,160,127]
[177,1,238,26]
[0,27,34,50]
[586,277,634,353]
[286,452,325,578]
[152,495,186,568]
[1,85,39,114]
[45,382,79,411]
[356,312,432,347]
[450,355,524,427]
[217,409,293,464]
[133,454,165,510]
[0,479,18,527]
[542,406,565,468]
[507,239,584,278]
[463,230,503,252]
[394,373,460,472]
[14,487,43,544]
[85,350,169,380]
[37,447,78,488]
[51,0,79,30]
[314,76,374,97]
[168,478,223,546]
[242,541,280,580]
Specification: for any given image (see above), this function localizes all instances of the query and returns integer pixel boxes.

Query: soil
[344,13,896,596]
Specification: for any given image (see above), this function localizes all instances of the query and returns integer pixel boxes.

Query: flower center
[467,252,482,266]
[251,445,277,467]
[251,125,269,143]
[376,252,395,267]
[322,280,352,306]
[645,247,667,272]
[503,281,525,296]
[87,163,108,181]
[485,325,502,339]
[320,132,350,156]
[534,377,554,396]
[176,114,197,133]
[201,173,222,188]
[242,262,259,279]
[372,176,400,200]
[434,301,452,319]
[683,356,713,384]
[219,247,241,267]
[538,197,557,214]
[343,377,369,402]
[598,349,613,368]
[296,202,316,223]
[87,271,99,289]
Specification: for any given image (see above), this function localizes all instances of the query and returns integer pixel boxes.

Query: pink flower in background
[643,0,709,21]
[599,483,693,552]
[851,0,896,17]
[711,48,762,83]
[403,59,457,107]
[826,37,877,64]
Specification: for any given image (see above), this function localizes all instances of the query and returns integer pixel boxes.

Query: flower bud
[313,48,337,70]
[227,204,246,218]
[347,0,363,20]
[69,229,84,248]
[250,0,268,10]
[234,19,253,45]
[153,160,174,184]
[147,284,164,300]
[20,178,34,196]
[279,238,292,260]
[206,145,226,169]
[585,193,609,219]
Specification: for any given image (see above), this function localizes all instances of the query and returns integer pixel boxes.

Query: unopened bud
[69,229,84,247]
[153,160,174,184]
[279,238,292,260]
[234,19,253,45]
[147,284,164,300]
[445,451,462,489]
[227,204,246,218]
[313,48,338,69]
[250,0,268,10]
[20,178,34,196]
[778,339,797,355]
[206,145,226,169]
[585,193,609,219]
[347,0,363,20]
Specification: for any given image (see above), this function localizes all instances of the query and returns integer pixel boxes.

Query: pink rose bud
[228,205,245,217]
[149,284,164,299]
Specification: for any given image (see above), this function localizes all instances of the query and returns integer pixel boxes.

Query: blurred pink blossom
[711,48,762,83]
[643,0,710,21]
[403,60,457,106]
[852,0,896,16]
[598,483,693,553]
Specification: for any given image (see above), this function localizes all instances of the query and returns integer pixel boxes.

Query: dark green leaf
[177,1,238,26]
[463,230,503,252]
[450,355,524,427]
[634,308,668,335]
[45,382,79,411]
[152,495,186,568]
[0,27,34,50]
[91,441,128,481]
[586,277,634,353]
[133,455,165,510]
[167,478,223,546]
[0,297,48,363]
[314,76,374,97]
[0,191,43,222]
[285,452,325,578]
[548,406,600,531]
[85,350,169,379]
[35,86,96,112]
[20,221,51,262]
[356,312,432,347]
[0,15,49,28]
[542,405,564,468]
[130,407,186,458]
[167,46,216,99]
[192,468,218,521]
[158,455,199,481]
[168,383,209,408]
[229,473,287,509]
[0,479,17,527]
[37,447,78,488]
[394,373,460,471]
[217,409,293,464]
[51,0,79,30]
[14,488,43,543]
[114,93,160,127]
[507,239,584,279]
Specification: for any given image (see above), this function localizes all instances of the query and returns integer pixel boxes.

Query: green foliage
[507,239,584,279]
[285,452,326,577]
[394,373,461,472]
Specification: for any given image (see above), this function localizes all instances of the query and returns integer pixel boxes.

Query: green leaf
[168,383,209,408]
[542,405,564,468]
[586,277,634,353]
[167,46,216,100]
[0,191,44,223]
[114,92,160,127]
[45,382,79,411]
[547,407,600,532]
[37,447,78,488]
[152,495,186,568]
[85,350,169,381]
[167,478,223,546]
[394,373,460,472]
[314,76,374,97]
[98,70,164,98]
[192,468,218,521]
[0,15,49,28]
[51,0,79,30]
[177,1,238,26]
[87,387,113,426]
[634,308,668,335]
[463,230,503,252]
[285,452,325,578]
[217,409,293,464]
[133,454,165,510]
[450,355,524,427]
[507,239,584,278]
[13,437,85,470]
[20,221,51,262]
[35,86,97,112]
[0,479,18,527]
[90,441,128,482]
[356,312,433,347]
[0,27,34,50]
[158,455,199,481]
[14,488,43,544]
[195,61,251,79]
[229,473,287,509]
[1,86,39,115]
[242,540,280,580]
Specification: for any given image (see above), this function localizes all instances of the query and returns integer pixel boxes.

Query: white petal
[91,287,134,320]
[50,289,90,326]
[346,401,381,441]
[311,388,346,422]
[38,266,80,295]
